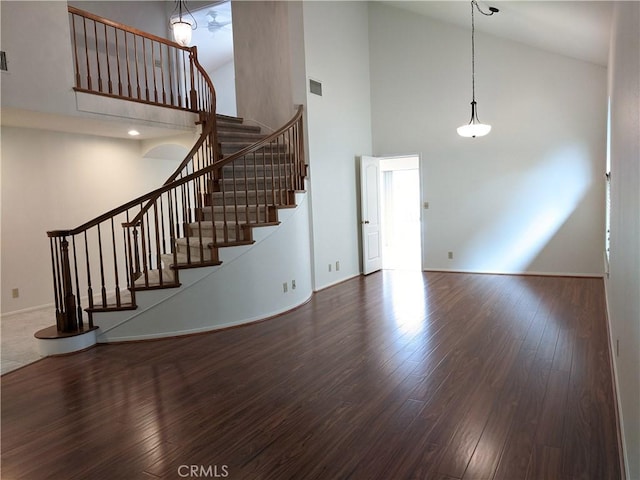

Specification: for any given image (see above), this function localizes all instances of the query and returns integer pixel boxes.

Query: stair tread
[85,290,135,311]
[218,120,260,129]
[188,220,280,228]
[134,268,179,288]
[175,236,216,247]
[211,188,288,194]
[161,252,222,267]
[216,114,244,124]
[86,303,137,312]
[221,141,288,149]
[220,161,295,166]
[218,131,264,139]
[200,205,271,212]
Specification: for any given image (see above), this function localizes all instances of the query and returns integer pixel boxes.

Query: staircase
[134,115,296,289]
[39,6,307,349]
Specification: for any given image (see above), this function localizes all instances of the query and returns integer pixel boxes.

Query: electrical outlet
[448,251,454,260]
[292,279,296,290]
[283,282,288,293]
[328,264,332,272]
[12,288,19,298]
[336,261,340,271]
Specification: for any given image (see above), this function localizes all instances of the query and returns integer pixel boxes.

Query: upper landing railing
[67,6,221,181]
[69,5,206,114]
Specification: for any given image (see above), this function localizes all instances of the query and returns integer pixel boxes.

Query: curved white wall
[94,194,313,342]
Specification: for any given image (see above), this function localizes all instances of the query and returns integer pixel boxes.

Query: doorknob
[362,220,370,224]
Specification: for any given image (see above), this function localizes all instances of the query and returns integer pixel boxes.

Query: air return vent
[0,51,7,72]
[309,79,322,96]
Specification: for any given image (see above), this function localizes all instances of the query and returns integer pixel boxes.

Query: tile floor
[1,307,55,375]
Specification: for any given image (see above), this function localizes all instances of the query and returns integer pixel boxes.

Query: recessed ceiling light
[128,129,140,136]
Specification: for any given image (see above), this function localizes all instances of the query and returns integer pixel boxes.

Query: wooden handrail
[68,6,190,51]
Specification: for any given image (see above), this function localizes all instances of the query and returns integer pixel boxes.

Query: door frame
[359,154,424,274]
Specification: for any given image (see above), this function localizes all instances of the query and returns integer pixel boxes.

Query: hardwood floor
[1,271,622,479]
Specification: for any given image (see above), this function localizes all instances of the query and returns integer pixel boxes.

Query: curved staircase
[37,7,308,353]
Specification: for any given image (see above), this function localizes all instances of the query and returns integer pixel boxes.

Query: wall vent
[309,79,322,96]
[0,51,7,72]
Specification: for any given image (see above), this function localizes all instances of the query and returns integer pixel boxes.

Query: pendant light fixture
[457,0,498,138]
[171,0,197,47]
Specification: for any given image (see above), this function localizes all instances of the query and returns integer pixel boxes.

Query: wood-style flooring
[1,271,622,479]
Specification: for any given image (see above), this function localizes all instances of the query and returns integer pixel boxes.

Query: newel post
[40,230,98,350]
[58,237,78,333]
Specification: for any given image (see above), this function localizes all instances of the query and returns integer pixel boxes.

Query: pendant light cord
[172,0,197,29]
[471,1,476,103]
[469,1,497,108]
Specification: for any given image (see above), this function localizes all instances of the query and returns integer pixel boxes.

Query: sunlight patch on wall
[461,145,592,272]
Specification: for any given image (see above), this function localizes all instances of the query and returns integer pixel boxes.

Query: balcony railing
[69,5,206,113]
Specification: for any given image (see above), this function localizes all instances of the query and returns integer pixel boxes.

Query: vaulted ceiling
[386,1,613,67]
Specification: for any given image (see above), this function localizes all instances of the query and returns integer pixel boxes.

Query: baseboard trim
[2,302,55,318]
[314,273,361,293]
[98,292,314,343]
[603,278,630,480]
[422,268,604,279]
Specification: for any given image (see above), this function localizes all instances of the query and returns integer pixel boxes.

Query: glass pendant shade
[172,20,193,46]
[457,100,491,138]
[457,122,491,138]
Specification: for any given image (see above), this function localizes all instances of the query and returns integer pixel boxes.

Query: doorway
[380,156,422,271]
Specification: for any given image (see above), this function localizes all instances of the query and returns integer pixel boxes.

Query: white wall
[232,1,294,129]
[302,1,373,289]
[69,1,169,38]
[606,2,640,478]
[0,127,183,314]
[1,1,76,116]
[369,2,607,276]
[1,1,172,115]
[209,60,237,117]
[1,0,200,132]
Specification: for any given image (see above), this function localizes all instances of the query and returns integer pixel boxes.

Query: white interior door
[360,156,382,275]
